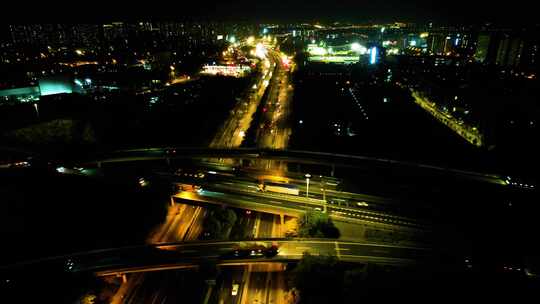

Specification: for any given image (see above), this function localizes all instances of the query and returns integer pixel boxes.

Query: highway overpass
[78,147,508,186]
[0,239,432,277]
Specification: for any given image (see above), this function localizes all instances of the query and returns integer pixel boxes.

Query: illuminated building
[474,33,497,63]
[200,65,251,77]
[0,76,88,103]
[519,33,540,73]
[369,47,378,64]
[443,36,453,54]
[496,34,524,67]
[307,42,368,64]
[0,86,40,103]
[428,33,446,55]
[308,56,360,64]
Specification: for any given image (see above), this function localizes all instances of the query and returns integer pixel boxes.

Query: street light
[33,103,39,119]
[305,173,311,197]
[320,175,327,213]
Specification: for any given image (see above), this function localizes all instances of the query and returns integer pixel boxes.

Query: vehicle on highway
[330,198,347,206]
[221,243,279,259]
[258,181,300,195]
[175,168,205,178]
[176,183,202,192]
[231,283,239,296]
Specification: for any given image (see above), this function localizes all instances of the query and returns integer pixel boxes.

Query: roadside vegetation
[298,210,340,238]
[200,206,237,240]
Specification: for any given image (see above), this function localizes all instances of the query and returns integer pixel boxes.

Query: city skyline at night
[1,2,539,303]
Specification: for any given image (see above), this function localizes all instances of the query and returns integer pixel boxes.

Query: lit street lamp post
[320,175,327,213]
[305,173,311,198]
[33,103,39,119]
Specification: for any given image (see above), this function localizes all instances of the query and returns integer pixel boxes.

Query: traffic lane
[152,204,186,243]
[257,213,275,238]
[217,266,244,304]
[147,239,389,260]
[268,271,285,304]
[243,210,258,238]
[176,189,310,216]
[236,167,341,186]
[121,274,146,304]
[230,266,245,304]
[202,182,400,220]
[168,205,199,242]
[125,271,174,304]
[245,267,269,304]
[318,241,430,260]
[91,240,429,276]
[201,179,417,222]
[175,189,425,229]
[184,207,206,241]
[276,241,336,258]
[178,187,407,228]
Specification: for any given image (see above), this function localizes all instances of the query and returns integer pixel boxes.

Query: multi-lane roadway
[210,43,277,149]
[88,239,431,277]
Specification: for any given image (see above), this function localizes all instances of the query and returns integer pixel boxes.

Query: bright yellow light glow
[387,48,400,55]
[281,55,290,66]
[350,43,367,54]
[75,49,84,55]
[256,43,268,59]
[307,45,327,56]
[247,36,255,45]
[420,32,429,38]
[259,175,289,183]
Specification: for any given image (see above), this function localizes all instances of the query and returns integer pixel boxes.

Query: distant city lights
[281,55,290,67]
[387,48,399,55]
[307,44,327,56]
[255,43,268,58]
[201,64,251,77]
[351,43,367,54]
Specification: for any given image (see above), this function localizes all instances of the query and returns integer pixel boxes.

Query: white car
[231,283,240,296]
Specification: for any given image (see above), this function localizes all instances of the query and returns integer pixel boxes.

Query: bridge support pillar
[165,158,171,166]
[330,164,335,177]
[116,273,127,283]
[280,214,285,237]
[97,162,102,169]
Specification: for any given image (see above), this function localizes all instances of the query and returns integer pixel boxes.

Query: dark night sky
[2,0,536,25]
